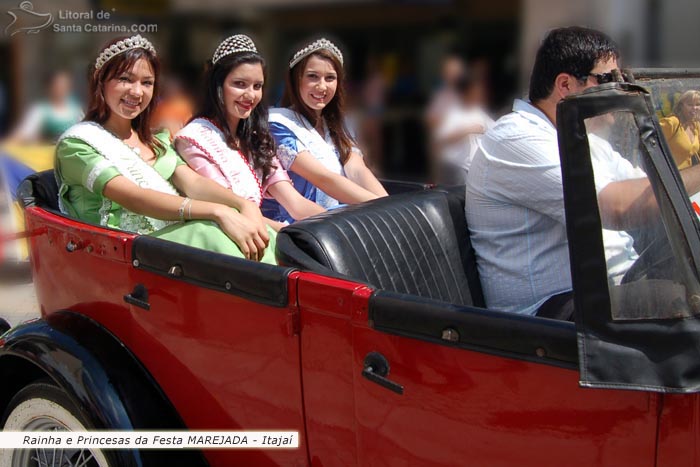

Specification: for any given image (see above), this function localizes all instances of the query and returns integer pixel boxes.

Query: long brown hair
[196,51,276,181]
[281,49,354,165]
[84,36,164,152]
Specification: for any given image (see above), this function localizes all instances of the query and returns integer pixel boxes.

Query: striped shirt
[465,99,643,315]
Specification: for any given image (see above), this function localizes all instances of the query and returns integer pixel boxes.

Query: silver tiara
[289,38,343,69]
[212,34,258,65]
[95,35,156,70]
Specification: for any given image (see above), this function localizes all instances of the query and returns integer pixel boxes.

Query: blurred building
[1,0,698,179]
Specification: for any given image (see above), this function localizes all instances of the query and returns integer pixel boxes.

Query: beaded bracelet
[179,197,191,222]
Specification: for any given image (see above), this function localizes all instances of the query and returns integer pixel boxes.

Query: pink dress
[174,118,290,206]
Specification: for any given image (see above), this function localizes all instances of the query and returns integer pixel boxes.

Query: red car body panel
[657,394,699,467]
[294,273,661,467]
[25,207,308,466]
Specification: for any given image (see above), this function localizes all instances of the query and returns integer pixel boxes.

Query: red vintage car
[2,72,700,467]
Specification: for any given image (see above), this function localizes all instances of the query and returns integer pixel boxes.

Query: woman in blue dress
[262,38,387,223]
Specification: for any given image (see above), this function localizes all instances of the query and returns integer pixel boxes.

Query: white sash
[268,108,344,208]
[58,122,178,234]
[175,118,263,206]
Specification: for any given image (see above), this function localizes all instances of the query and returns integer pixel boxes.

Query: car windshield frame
[557,81,700,393]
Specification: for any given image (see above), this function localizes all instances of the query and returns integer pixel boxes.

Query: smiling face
[221,62,264,129]
[298,54,338,116]
[679,95,700,122]
[103,58,155,122]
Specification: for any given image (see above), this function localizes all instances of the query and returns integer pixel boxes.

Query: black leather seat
[276,188,485,307]
[18,170,59,211]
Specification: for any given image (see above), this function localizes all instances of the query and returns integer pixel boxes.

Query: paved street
[0,265,41,328]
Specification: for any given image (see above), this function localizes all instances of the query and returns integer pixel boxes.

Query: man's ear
[553,72,576,99]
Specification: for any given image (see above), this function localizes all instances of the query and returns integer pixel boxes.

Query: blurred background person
[433,71,494,185]
[355,55,387,174]
[660,90,700,169]
[425,52,467,130]
[0,81,8,137]
[151,75,194,139]
[9,70,83,144]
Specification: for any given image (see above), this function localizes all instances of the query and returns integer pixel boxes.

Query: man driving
[465,26,700,321]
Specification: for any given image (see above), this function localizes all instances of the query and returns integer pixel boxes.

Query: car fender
[0,310,208,467]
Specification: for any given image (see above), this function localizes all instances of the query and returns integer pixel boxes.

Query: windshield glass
[584,110,700,320]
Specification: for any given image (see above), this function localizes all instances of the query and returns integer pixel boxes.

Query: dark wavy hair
[196,51,276,181]
[528,26,619,103]
[84,36,164,152]
[281,48,354,165]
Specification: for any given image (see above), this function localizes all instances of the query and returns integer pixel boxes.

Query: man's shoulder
[485,108,550,145]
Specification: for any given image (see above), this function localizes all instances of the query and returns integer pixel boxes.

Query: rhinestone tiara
[95,35,156,71]
[212,34,258,65]
[289,38,343,69]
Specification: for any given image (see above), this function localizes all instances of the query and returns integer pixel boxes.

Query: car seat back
[276,188,484,307]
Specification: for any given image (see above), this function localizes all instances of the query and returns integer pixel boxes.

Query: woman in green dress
[55,35,275,263]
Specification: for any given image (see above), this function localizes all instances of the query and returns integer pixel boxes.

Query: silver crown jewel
[95,35,156,70]
[289,38,344,69]
[212,34,258,65]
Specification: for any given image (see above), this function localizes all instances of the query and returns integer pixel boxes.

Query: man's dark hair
[528,26,619,102]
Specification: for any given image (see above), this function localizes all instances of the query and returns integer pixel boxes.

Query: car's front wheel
[1,381,112,467]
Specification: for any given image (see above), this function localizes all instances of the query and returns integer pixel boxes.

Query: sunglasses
[581,69,633,85]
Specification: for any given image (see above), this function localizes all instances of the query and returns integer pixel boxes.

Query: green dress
[55,128,277,264]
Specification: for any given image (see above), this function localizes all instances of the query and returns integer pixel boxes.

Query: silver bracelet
[179,197,191,222]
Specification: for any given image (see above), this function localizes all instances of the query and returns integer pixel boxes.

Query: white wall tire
[1,382,112,467]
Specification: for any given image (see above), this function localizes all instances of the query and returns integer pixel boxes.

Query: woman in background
[660,90,700,169]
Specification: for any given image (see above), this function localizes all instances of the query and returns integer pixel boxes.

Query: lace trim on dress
[85,159,115,193]
[276,144,298,170]
[58,122,179,234]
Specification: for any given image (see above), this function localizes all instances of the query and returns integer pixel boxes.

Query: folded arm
[291,151,380,204]
[342,151,388,197]
[267,180,325,220]
[102,174,268,260]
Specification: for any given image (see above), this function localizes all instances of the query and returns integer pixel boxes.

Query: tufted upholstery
[276,188,484,307]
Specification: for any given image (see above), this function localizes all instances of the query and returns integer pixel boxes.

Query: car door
[346,292,658,467]
[297,267,657,466]
[125,236,308,467]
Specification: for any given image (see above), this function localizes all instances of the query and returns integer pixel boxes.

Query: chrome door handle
[362,351,404,395]
[124,284,150,311]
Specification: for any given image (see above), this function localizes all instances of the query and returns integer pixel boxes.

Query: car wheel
[0,381,113,467]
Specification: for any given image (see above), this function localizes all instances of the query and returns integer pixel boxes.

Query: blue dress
[262,108,346,223]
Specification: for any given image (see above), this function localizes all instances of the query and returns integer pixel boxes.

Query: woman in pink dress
[175,35,324,230]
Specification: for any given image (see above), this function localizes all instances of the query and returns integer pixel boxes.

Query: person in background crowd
[433,71,494,184]
[659,90,700,169]
[425,52,467,132]
[10,70,83,143]
[150,76,195,140]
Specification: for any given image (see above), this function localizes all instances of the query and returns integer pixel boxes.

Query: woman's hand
[238,200,270,244]
[214,206,268,261]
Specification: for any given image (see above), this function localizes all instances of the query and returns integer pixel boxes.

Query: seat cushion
[277,189,484,307]
[18,170,59,212]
